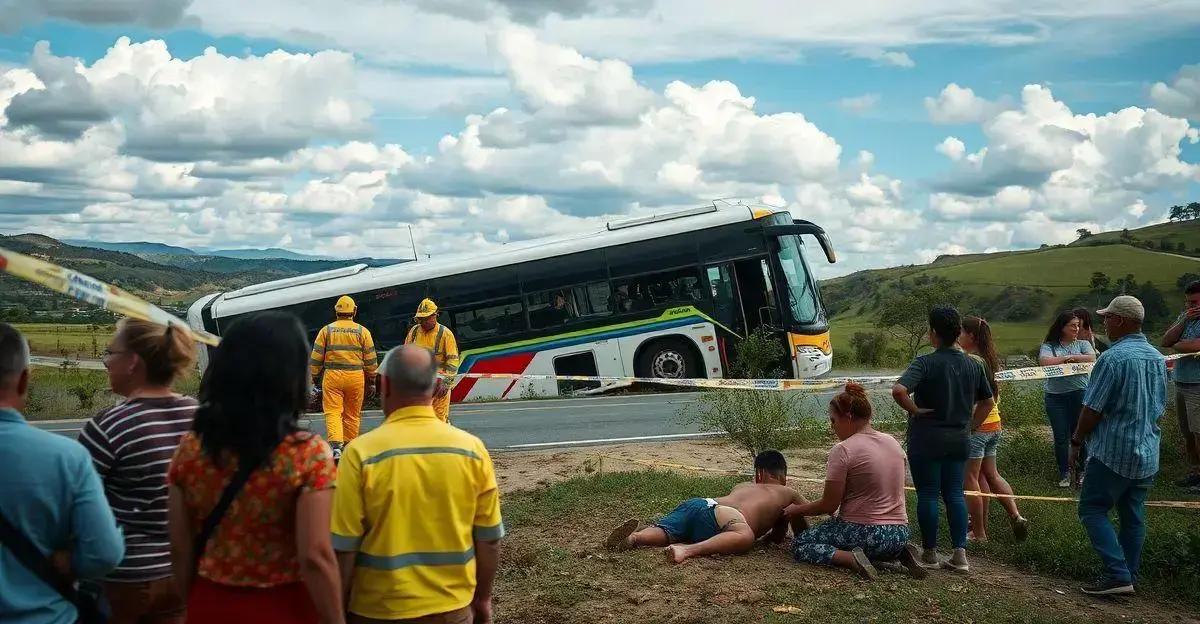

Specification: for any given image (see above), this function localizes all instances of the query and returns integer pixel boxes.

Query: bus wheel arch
[634,336,704,380]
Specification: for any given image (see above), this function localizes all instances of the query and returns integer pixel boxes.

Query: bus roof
[208,202,780,319]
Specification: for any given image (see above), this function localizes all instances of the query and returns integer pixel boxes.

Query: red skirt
[186,578,318,624]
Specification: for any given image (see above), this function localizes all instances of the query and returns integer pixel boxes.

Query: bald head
[0,323,30,410]
[381,345,438,411]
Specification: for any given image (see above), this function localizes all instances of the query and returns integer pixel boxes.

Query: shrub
[849,331,888,366]
[679,389,826,459]
[727,326,787,379]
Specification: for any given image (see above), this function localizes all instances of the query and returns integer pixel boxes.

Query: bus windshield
[775,235,821,325]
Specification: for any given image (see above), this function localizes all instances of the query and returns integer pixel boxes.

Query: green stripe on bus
[459,306,736,361]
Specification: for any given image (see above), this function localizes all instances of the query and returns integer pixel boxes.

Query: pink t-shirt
[825,429,908,525]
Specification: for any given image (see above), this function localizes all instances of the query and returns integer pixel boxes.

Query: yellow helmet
[334,295,357,314]
[414,298,438,319]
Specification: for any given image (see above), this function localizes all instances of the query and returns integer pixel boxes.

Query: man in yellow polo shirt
[332,345,502,624]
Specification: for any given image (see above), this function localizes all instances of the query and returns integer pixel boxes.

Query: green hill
[1070,220,1200,256]
[822,221,1200,361]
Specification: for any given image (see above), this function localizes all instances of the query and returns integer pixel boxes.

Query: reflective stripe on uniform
[356,548,475,571]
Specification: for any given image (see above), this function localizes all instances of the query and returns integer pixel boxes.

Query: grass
[917,245,1194,291]
[23,366,201,420]
[1073,221,1200,254]
[499,379,1200,623]
[14,323,115,358]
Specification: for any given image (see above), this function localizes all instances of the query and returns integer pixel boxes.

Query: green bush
[848,331,887,366]
[727,326,786,378]
[679,389,828,459]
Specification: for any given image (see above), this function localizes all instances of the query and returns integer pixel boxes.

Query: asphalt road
[33,388,860,451]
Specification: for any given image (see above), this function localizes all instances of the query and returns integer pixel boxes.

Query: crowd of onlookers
[0,279,1196,621]
[0,312,501,624]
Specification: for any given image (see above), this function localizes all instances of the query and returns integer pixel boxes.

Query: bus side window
[611,267,702,314]
[451,298,525,341]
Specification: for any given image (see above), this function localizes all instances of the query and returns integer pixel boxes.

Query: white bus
[187,201,836,402]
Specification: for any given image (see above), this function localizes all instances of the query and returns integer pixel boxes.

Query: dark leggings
[1045,390,1087,479]
[909,455,968,550]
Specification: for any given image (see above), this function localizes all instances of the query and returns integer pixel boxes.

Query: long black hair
[192,312,310,470]
[1043,310,1079,346]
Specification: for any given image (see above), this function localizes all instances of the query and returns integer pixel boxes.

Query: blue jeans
[1077,459,1154,585]
[1045,390,1086,478]
[909,456,968,550]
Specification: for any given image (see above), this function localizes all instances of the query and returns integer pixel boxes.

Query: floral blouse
[167,431,336,587]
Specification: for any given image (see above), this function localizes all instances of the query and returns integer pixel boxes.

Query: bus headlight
[795,345,831,377]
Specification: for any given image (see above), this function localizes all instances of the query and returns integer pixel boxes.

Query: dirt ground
[492,439,831,493]
[492,440,1200,624]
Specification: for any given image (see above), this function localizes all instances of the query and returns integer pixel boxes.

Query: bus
[186,201,837,402]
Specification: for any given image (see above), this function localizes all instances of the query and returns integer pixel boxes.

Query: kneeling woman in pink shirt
[784,383,923,580]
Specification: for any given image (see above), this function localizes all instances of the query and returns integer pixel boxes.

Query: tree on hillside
[1170,205,1184,221]
[1115,273,1137,294]
[878,284,962,359]
[1190,202,1200,220]
[1089,272,1110,291]
[1076,228,1093,241]
[1119,229,1134,243]
[1134,282,1169,329]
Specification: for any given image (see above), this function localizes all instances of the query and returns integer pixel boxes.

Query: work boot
[942,548,969,573]
[918,546,942,570]
[330,442,343,464]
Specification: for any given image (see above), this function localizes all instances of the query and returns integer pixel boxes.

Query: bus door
[705,258,779,335]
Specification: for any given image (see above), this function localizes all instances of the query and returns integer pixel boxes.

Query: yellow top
[969,354,1001,431]
[309,319,378,379]
[330,406,504,620]
[406,323,460,377]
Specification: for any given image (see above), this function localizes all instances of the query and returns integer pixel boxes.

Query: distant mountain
[67,240,197,256]
[200,247,334,260]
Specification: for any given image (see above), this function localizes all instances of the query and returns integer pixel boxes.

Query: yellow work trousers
[323,369,364,444]
[433,391,451,424]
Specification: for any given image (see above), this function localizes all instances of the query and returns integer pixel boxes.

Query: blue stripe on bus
[459,315,707,373]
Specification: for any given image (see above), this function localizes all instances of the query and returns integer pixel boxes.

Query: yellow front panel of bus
[789,332,831,355]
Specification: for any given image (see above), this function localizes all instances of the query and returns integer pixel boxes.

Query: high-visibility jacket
[310,319,379,381]
[405,323,459,422]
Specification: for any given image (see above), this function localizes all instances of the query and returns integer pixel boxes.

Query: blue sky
[0,1,1198,276]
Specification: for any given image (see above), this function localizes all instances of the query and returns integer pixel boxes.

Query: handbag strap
[0,509,80,603]
[192,459,258,575]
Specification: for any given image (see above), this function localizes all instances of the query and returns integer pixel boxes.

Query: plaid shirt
[1082,333,1167,480]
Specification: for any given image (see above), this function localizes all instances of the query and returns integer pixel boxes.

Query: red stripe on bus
[450,352,537,403]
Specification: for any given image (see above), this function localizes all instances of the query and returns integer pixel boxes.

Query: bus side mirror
[761,222,837,264]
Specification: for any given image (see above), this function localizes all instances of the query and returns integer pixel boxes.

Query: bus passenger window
[451,299,525,341]
[527,281,610,329]
[612,267,703,314]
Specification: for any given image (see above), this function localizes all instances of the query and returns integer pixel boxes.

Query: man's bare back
[715,482,804,537]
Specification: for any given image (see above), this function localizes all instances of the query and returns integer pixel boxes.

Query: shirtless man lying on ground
[605,450,807,563]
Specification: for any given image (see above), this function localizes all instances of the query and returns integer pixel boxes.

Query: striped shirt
[1081,333,1167,480]
[79,396,197,582]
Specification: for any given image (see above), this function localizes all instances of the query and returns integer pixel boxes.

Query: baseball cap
[1097,295,1144,321]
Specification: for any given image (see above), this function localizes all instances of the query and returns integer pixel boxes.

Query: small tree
[878,283,960,359]
[849,331,888,366]
[1075,228,1093,241]
[1089,272,1110,292]
[679,328,821,459]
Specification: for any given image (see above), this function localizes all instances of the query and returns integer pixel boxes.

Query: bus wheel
[637,338,698,380]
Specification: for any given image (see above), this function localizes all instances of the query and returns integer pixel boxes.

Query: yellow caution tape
[0,246,220,347]
[601,455,1200,510]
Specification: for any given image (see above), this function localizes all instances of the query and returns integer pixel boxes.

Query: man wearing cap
[405,298,460,423]
[310,295,378,460]
[1069,295,1167,597]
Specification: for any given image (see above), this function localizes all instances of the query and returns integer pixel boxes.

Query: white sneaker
[1057,477,1071,488]
[918,547,942,569]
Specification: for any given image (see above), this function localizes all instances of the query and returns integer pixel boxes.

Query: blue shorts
[969,430,1002,459]
[655,497,720,544]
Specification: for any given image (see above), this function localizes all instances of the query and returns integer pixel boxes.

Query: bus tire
[636,338,700,380]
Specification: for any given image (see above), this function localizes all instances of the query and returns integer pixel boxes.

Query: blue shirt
[1039,340,1095,394]
[0,408,125,624]
[1081,334,1167,480]
[1172,314,1200,384]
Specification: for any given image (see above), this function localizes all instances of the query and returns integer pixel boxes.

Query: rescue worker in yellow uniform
[404,298,460,423]
[309,295,377,460]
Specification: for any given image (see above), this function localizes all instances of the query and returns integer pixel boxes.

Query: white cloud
[4,38,372,162]
[836,93,880,115]
[924,83,1010,124]
[850,48,915,68]
[927,83,1198,234]
[935,136,966,160]
[1151,63,1200,121]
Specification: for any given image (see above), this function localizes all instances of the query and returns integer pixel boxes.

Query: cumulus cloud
[935,136,966,160]
[924,83,1009,124]
[1151,63,1200,120]
[927,83,1199,233]
[850,48,915,68]
[0,0,191,32]
[836,93,880,115]
[3,38,372,162]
